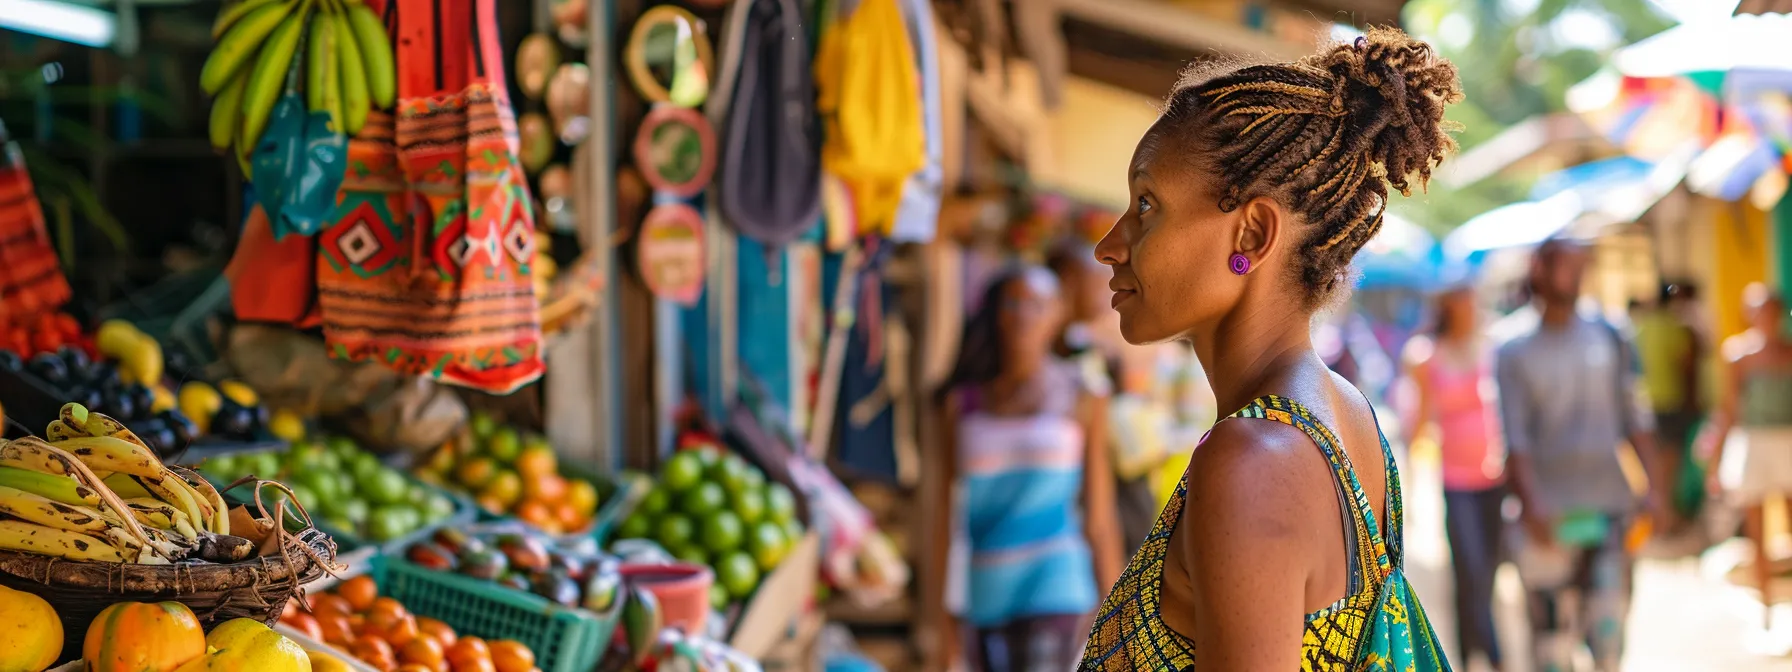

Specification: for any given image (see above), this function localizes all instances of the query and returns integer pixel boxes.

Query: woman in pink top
[1402,284,1507,670]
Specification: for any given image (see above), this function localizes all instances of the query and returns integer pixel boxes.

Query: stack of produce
[417,414,600,535]
[0,311,86,360]
[402,526,621,612]
[285,575,543,672]
[0,402,255,565]
[613,446,803,608]
[78,601,314,672]
[203,0,396,167]
[201,436,458,543]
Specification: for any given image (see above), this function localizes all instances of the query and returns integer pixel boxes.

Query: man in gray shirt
[1494,238,1668,672]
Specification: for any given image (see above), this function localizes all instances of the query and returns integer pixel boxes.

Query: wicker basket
[0,525,337,664]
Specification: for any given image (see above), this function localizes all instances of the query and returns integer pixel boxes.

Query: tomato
[399,636,447,671]
[54,314,79,340]
[339,575,380,612]
[488,640,534,672]
[31,328,60,354]
[417,617,458,649]
[352,634,398,672]
[446,637,491,670]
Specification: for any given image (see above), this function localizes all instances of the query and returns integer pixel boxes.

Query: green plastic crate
[375,555,616,672]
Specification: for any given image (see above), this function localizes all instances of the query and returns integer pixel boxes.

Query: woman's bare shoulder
[1184,418,1335,541]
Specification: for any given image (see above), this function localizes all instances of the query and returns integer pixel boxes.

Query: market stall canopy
[1611,12,1792,79]
[1444,153,1691,257]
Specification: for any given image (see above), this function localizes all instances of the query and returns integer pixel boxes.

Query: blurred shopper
[1636,282,1705,523]
[1701,284,1792,628]
[1402,284,1506,671]
[932,264,1123,671]
[1495,238,1668,672]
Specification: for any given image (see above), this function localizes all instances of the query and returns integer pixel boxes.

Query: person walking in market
[1700,283,1792,630]
[1401,283,1508,671]
[1635,282,1706,526]
[931,263,1124,671]
[1493,237,1670,672]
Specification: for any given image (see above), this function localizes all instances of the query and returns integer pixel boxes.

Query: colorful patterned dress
[1080,395,1450,671]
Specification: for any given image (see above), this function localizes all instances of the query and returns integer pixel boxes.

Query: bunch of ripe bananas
[201,0,397,172]
[0,403,254,565]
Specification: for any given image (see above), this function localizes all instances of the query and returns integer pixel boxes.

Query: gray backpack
[718,0,823,249]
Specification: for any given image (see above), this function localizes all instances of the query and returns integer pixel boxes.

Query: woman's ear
[1233,196,1284,263]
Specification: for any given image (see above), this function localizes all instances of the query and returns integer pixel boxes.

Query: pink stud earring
[1229,253,1251,275]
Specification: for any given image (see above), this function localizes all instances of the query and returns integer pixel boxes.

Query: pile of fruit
[416,414,600,535]
[203,0,397,168]
[0,311,87,360]
[0,402,259,565]
[283,575,543,672]
[614,446,803,608]
[202,436,458,543]
[403,526,621,612]
[174,379,273,443]
[0,587,332,672]
[0,344,196,459]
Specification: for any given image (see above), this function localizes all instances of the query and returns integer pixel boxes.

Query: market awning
[1443,152,1691,257]
[1612,12,1792,79]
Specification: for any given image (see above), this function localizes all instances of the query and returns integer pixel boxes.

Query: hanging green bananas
[200,0,300,95]
[344,0,396,108]
[333,1,371,135]
[240,0,315,161]
[211,0,286,40]
[307,4,342,132]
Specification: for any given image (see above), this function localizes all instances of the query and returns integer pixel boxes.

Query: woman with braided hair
[1079,28,1462,671]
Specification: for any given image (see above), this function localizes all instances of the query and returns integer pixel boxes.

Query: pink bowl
[620,562,714,634]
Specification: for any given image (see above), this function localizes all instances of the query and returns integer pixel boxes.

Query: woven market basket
[0,522,337,664]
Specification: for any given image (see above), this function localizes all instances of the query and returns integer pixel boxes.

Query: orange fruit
[566,479,598,516]
[400,635,447,670]
[340,575,379,612]
[312,593,354,617]
[384,614,421,647]
[523,474,568,504]
[446,637,491,669]
[480,471,523,508]
[554,502,584,530]
[514,446,557,479]
[397,665,435,672]
[318,612,356,646]
[453,660,496,672]
[284,596,301,619]
[515,500,554,528]
[365,597,409,637]
[475,495,507,515]
[417,617,458,649]
[284,611,323,641]
[488,640,535,672]
[352,634,398,672]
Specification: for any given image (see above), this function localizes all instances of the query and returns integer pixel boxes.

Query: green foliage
[1396,0,1676,234]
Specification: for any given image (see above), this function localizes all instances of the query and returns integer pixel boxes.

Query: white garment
[1719,426,1792,504]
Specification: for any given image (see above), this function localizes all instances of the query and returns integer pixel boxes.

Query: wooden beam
[1055,0,1306,61]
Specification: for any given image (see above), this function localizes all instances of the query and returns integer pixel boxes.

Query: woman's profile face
[1094,124,1250,345]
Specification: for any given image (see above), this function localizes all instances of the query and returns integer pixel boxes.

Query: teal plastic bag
[249,81,346,240]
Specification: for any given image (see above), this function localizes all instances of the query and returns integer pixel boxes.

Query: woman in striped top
[933,265,1124,671]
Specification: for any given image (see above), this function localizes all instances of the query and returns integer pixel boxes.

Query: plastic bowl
[620,562,714,634]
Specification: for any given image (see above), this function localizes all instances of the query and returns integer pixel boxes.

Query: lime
[710,455,752,497]
[325,436,360,460]
[296,470,342,502]
[709,583,730,609]
[423,494,456,524]
[699,511,744,552]
[673,545,709,566]
[202,455,239,480]
[324,498,370,527]
[361,469,410,506]
[285,484,318,514]
[780,518,805,544]
[742,466,765,491]
[746,521,788,571]
[323,515,356,534]
[730,486,765,526]
[765,483,797,523]
[335,473,356,500]
[470,412,498,440]
[247,452,282,479]
[487,428,522,463]
[656,514,696,550]
[661,451,705,493]
[367,505,417,541]
[691,447,720,471]
[678,482,726,517]
[715,551,760,599]
[282,443,325,470]
[640,485,671,515]
[618,513,654,539]
[349,452,384,481]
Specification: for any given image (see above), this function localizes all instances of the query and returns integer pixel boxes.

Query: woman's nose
[1094,220,1129,266]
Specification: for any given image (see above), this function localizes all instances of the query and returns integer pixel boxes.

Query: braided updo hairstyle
[1158,27,1462,306]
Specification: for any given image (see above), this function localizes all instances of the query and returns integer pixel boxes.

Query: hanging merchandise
[814,0,926,237]
[889,0,943,243]
[550,0,588,47]
[626,5,716,110]
[315,0,544,394]
[634,106,719,199]
[517,111,556,173]
[224,186,319,327]
[636,203,708,305]
[0,133,72,319]
[514,33,561,101]
[717,0,824,251]
[247,82,347,239]
[545,62,593,144]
